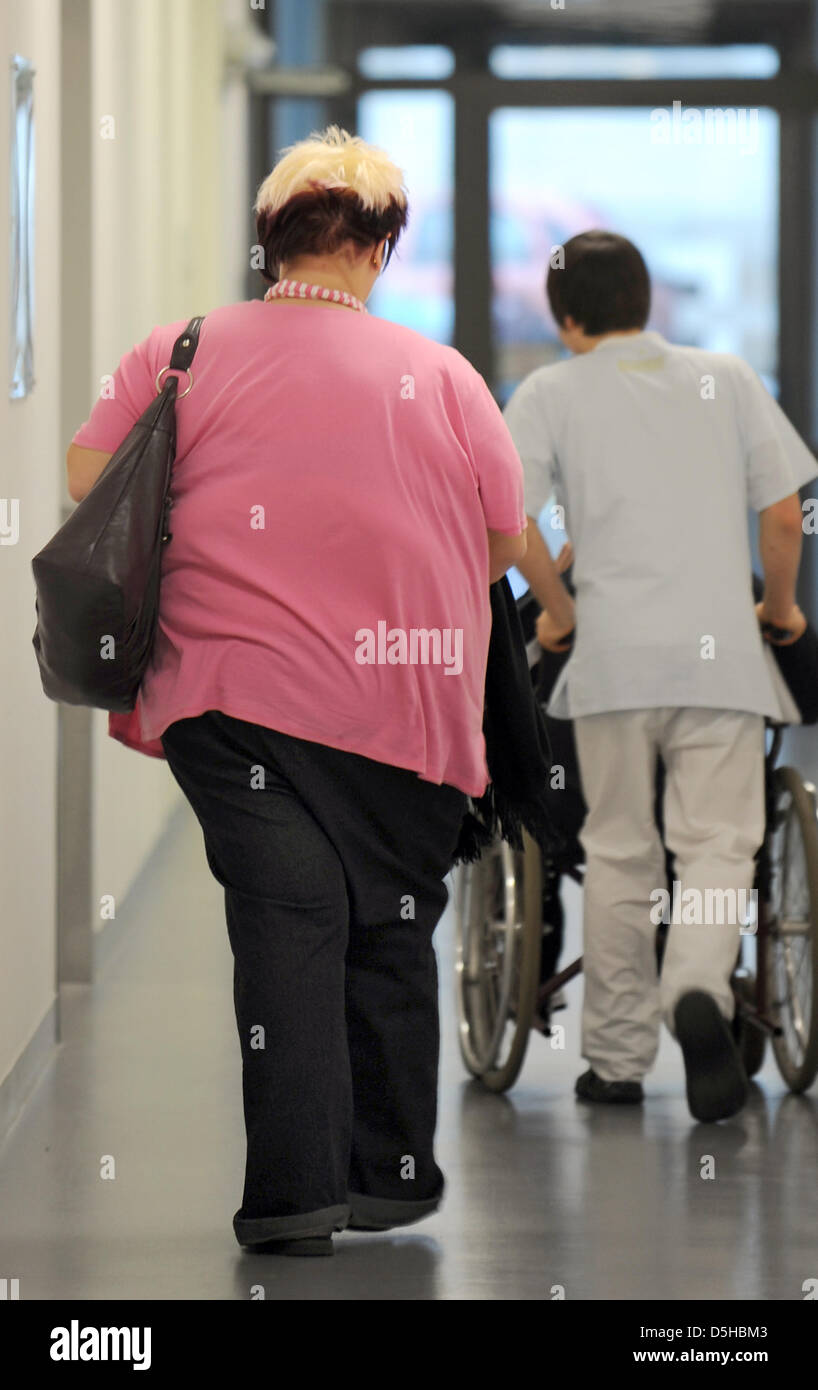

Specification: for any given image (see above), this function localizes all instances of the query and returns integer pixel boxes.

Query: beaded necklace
[264,278,367,314]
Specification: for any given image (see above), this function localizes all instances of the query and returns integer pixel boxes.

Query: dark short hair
[546,231,651,336]
[255,184,409,284]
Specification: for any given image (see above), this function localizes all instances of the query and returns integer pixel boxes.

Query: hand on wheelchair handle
[755,600,807,647]
[536,608,576,654]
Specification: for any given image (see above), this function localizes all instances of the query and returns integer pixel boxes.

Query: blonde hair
[254,125,408,218]
[253,126,410,283]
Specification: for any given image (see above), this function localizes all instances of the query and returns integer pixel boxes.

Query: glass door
[489,105,780,405]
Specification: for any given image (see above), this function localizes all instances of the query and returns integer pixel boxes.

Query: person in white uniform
[504,230,817,1123]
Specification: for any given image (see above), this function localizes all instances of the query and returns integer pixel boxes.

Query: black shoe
[575,1068,643,1104]
[245,1235,334,1256]
[233,1202,347,1252]
[674,990,749,1123]
[346,1190,442,1232]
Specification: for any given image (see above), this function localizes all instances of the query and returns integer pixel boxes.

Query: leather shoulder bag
[31,315,205,710]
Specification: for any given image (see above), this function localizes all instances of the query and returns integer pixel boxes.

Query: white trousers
[573,707,765,1083]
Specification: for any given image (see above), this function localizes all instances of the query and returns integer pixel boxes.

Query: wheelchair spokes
[765,768,818,1091]
[455,832,543,1091]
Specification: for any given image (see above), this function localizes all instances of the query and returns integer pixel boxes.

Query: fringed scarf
[452,575,559,865]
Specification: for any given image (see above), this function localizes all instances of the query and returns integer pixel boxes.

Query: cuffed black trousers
[160,710,467,1247]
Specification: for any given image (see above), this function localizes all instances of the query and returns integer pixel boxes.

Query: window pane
[489,45,780,80]
[358,47,455,79]
[490,107,779,402]
[358,91,454,343]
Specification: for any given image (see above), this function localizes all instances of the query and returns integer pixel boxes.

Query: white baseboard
[0,1000,59,1147]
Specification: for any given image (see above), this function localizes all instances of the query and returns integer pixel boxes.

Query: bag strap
[158,316,205,544]
[169,316,205,371]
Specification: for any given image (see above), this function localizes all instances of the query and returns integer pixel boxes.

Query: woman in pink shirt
[67,127,527,1255]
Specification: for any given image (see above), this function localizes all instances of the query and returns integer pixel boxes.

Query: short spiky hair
[254,125,409,283]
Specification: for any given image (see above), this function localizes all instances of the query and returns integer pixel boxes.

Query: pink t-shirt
[71,300,526,796]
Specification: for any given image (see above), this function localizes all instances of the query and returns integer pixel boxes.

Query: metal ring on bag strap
[155,316,205,397]
[155,365,194,397]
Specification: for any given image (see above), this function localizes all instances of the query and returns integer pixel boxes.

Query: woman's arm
[66,444,113,502]
[487,527,527,585]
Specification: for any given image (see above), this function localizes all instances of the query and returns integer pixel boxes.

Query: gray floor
[1,799,817,1302]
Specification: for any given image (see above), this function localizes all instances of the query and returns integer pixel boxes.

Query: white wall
[1,0,250,1096]
[0,0,62,1091]
[86,0,247,924]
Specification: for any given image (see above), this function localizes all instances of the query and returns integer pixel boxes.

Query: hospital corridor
[2,0,818,1354]
[3,792,817,1303]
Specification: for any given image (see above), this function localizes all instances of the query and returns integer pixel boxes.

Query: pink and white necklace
[264,278,367,314]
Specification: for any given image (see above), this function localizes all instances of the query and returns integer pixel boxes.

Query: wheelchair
[454,591,818,1096]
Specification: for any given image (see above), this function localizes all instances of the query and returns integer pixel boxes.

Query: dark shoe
[346,1189,442,1232]
[245,1235,334,1257]
[575,1068,643,1104]
[674,990,749,1123]
[233,1202,349,1252]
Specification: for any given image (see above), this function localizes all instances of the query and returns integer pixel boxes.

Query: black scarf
[452,576,558,865]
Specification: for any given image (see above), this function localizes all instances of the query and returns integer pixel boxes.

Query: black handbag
[31,316,204,711]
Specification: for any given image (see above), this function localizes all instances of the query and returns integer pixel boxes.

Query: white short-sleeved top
[503,330,817,721]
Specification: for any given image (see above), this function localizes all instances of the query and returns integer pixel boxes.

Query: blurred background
[1,3,817,1281]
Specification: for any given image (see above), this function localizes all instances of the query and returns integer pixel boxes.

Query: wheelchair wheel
[766,766,818,1092]
[454,828,542,1093]
[731,971,766,1079]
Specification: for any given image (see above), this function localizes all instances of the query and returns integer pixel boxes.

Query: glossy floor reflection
[1,802,816,1300]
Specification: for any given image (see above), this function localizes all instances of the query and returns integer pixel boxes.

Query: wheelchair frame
[454,707,818,1096]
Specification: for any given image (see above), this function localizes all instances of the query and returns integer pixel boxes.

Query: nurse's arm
[515,516,575,631]
[487,527,527,585]
[66,444,113,503]
[757,491,807,641]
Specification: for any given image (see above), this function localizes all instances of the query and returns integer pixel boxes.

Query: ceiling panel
[326,0,813,46]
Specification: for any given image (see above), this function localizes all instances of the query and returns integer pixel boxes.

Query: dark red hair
[255,183,409,285]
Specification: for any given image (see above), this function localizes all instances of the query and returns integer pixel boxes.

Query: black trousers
[160,710,468,1246]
